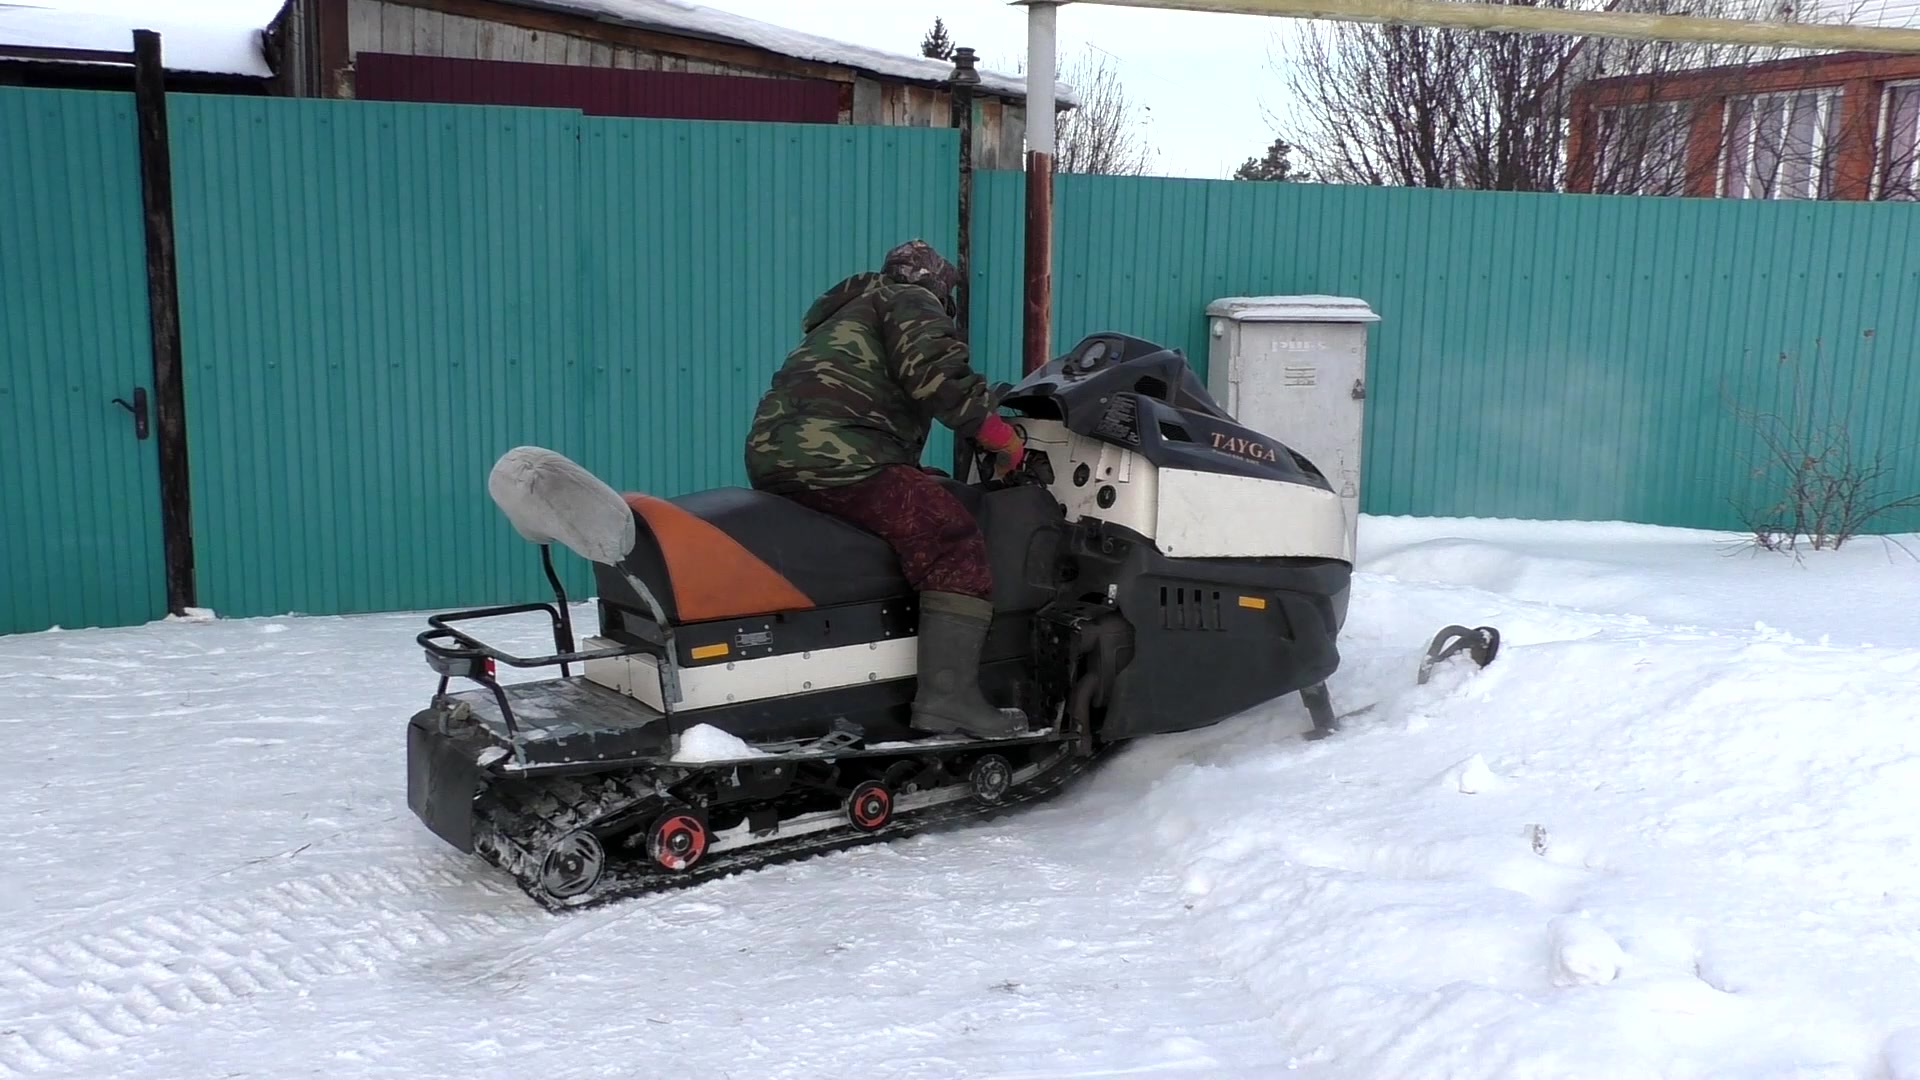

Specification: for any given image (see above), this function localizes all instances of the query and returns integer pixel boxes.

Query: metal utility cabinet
[1204,296,1378,555]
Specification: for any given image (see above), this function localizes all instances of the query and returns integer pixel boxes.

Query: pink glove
[976,414,1026,479]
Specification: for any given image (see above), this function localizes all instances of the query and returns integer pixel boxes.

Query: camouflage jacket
[744,271,993,494]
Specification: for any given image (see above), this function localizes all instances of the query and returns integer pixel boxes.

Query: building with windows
[1566,8,1920,200]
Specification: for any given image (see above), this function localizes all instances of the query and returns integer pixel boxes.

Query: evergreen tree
[1233,137,1309,182]
[920,17,955,61]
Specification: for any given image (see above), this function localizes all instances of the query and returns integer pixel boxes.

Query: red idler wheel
[846,781,894,832]
[647,810,709,871]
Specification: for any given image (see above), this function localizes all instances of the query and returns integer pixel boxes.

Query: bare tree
[997,47,1155,175]
[1054,49,1154,175]
[1270,0,1870,195]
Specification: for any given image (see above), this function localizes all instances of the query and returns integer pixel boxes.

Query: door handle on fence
[113,387,150,440]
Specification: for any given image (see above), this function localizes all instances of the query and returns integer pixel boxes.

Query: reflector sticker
[690,643,730,661]
[1238,596,1268,610]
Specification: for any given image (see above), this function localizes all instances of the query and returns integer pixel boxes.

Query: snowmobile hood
[800,271,886,333]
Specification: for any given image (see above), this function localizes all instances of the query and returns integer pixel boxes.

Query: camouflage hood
[746,266,992,494]
[801,272,887,334]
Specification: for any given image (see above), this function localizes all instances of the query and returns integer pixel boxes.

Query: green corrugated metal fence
[166,97,959,622]
[4,86,1918,634]
[1,89,959,632]
[169,96,593,618]
[574,115,956,498]
[972,170,1920,530]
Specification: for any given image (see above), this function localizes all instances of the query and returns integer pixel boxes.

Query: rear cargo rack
[415,543,679,767]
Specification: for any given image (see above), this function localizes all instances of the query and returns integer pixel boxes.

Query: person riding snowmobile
[744,239,1028,739]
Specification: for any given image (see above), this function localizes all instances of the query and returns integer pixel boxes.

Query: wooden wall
[301,0,1031,168]
[344,0,785,82]
[850,81,1025,168]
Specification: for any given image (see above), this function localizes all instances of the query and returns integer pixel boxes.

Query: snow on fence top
[0,4,272,77]
[487,0,1081,106]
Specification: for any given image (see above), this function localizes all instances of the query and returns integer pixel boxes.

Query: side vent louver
[1158,586,1224,631]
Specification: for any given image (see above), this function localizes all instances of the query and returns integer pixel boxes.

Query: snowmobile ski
[1303,623,1504,739]
[1417,624,1501,685]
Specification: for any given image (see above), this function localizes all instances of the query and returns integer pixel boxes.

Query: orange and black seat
[592,488,915,625]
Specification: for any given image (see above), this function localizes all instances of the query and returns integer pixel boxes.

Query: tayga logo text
[1210,432,1280,463]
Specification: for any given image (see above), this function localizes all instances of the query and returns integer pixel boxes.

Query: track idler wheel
[968,754,1013,804]
[539,829,606,900]
[1417,624,1502,685]
[646,809,709,872]
[846,781,894,832]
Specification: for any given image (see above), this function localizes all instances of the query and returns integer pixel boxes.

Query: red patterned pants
[782,465,993,600]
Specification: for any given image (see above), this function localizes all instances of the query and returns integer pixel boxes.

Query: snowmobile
[404,331,1497,911]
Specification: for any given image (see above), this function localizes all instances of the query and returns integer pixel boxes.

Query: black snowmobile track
[470,741,1112,912]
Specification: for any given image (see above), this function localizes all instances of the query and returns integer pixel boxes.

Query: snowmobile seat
[594,488,913,625]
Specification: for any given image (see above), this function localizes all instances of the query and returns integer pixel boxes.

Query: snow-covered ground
[4,518,1920,1079]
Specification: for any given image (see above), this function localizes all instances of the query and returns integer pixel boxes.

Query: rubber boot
[910,591,1028,739]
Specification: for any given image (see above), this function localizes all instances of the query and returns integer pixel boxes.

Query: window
[1722,88,1844,200]
[1877,81,1920,201]
[1591,101,1694,195]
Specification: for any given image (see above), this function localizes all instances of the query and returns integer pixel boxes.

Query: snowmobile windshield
[1002,332,1330,490]
[1001,332,1231,428]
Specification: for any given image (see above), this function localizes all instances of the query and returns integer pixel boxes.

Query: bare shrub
[1724,346,1920,555]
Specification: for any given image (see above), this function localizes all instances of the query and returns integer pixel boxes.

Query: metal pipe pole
[1071,0,1920,53]
[1022,1,1059,375]
[949,47,980,342]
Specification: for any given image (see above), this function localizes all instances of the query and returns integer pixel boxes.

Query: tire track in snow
[0,861,535,1076]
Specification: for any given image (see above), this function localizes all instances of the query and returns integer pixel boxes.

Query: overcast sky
[702,0,1302,179]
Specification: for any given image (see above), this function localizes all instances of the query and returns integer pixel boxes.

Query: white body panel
[1154,469,1353,562]
[1018,418,1350,562]
[584,636,915,713]
[1205,295,1376,552]
[1021,418,1160,539]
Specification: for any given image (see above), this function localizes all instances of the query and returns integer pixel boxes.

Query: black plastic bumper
[406,707,486,853]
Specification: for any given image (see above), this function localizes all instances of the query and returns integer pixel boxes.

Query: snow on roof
[0,2,273,77]
[510,0,1080,107]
